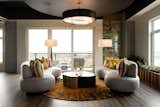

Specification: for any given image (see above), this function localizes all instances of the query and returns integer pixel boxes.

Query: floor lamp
[45,39,57,66]
[98,39,112,64]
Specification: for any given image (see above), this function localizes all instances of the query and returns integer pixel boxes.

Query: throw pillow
[104,57,120,69]
[47,58,52,67]
[30,60,35,71]
[96,69,106,79]
[124,61,137,77]
[41,57,48,69]
[113,58,120,70]
[52,67,62,79]
[34,59,44,77]
[22,65,34,79]
[106,58,114,69]
[118,59,125,77]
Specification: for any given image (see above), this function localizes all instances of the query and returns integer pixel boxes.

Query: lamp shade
[98,39,112,47]
[45,39,57,47]
[63,9,96,25]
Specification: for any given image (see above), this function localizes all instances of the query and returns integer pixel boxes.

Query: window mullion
[48,29,52,59]
[151,21,154,65]
[151,19,160,65]
[152,30,160,34]
[0,29,3,63]
[71,29,74,70]
[151,32,154,65]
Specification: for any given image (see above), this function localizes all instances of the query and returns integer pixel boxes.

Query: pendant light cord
[77,0,81,9]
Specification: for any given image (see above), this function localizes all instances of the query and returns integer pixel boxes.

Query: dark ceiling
[25,0,135,17]
[0,0,156,20]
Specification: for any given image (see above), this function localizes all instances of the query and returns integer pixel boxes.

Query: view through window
[52,29,72,70]
[150,17,160,66]
[28,29,48,60]
[73,29,93,70]
[28,29,93,71]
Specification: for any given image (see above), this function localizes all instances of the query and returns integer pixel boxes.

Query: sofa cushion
[104,57,120,70]
[34,60,44,77]
[124,61,137,77]
[30,60,35,71]
[52,67,62,79]
[41,57,49,69]
[96,68,106,79]
[118,59,125,77]
[22,65,34,79]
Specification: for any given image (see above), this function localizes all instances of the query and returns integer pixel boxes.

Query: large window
[28,29,48,60]
[73,29,93,70]
[28,29,93,70]
[52,29,72,53]
[0,29,3,63]
[52,29,72,68]
[52,29,93,70]
[150,17,160,66]
[73,29,93,53]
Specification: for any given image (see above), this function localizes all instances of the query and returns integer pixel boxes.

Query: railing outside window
[29,53,93,71]
[28,29,93,71]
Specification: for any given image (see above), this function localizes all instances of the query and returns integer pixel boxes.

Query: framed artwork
[103,16,121,59]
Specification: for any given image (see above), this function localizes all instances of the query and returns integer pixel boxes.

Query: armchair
[104,60,140,92]
[20,62,55,93]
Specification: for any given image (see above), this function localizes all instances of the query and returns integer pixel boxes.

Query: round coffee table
[63,71,96,88]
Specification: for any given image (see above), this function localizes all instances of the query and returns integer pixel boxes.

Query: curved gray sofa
[96,66,117,79]
[20,62,55,93]
[105,75,140,92]
[103,61,140,92]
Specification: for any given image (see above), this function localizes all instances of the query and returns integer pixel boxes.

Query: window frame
[27,28,94,69]
[51,28,93,69]
[150,15,160,66]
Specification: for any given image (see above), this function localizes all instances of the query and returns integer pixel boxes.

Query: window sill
[140,65,160,73]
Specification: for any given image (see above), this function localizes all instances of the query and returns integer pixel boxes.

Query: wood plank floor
[0,72,160,107]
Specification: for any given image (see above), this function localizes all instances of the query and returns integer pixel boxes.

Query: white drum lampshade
[45,39,57,47]
[98,39,112,48]
[45,39,58,65]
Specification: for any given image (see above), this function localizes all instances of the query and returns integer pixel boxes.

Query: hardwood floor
[0,72,160,107]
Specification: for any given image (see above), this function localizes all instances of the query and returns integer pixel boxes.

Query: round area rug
[45,78,112,101]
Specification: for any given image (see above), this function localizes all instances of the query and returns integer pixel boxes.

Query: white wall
[131,4,160,63]
[17,20,103,73]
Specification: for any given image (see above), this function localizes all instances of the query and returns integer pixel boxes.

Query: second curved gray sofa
[20,62,56,93]
[103,60,140,92]
[20,74,55,93]
[104,76,140,92]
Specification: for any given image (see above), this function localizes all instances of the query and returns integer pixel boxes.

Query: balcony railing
[29,53,93,71]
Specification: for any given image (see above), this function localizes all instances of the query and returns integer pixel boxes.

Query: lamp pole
[51,47,53,62]
[45,39,57,66]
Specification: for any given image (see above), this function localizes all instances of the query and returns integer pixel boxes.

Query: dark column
[5,21,17,73]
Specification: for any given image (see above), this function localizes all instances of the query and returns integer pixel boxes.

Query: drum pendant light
[63,1,96,25]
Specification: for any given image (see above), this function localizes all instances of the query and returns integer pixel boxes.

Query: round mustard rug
[45,78,112,101]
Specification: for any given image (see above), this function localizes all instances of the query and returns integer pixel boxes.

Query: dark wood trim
[138,67,160,90]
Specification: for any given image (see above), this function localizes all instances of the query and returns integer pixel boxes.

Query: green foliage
[128,55,160,73]
[141,65,160,73]
[127,55,148,66]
